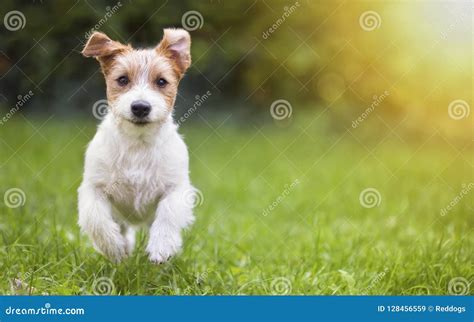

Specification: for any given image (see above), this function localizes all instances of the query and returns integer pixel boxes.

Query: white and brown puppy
[78,29,195,263]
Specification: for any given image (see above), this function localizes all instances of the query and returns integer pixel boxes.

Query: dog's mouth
[129,118,151,126]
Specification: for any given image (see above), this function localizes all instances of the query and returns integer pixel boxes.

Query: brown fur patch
[82,30,191,110]
[82,32,132,75]
[104,50,179,108]
[156,28,191,79]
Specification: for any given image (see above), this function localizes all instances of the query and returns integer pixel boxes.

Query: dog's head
[82,29,191,126]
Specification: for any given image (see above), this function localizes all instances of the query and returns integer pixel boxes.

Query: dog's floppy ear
[156,28,191,77]
[82,32,129,59]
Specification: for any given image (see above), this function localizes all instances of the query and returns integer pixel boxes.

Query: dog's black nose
[131,100,151,118]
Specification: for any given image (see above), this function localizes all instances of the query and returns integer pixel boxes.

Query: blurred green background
[0,0,472,295]
[0,0,471,137]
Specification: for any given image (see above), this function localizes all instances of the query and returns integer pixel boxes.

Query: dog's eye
[156,78,168,88]
[117,76,129,86]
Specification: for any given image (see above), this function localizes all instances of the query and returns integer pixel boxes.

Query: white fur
[78,113,195,263]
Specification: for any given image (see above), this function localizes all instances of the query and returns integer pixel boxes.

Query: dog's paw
[92,231,128,263]
[124,228,136,256]
[146,233,182,264]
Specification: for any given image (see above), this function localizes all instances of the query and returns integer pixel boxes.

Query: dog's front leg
[78,184,127,262]
[147,185,195,264]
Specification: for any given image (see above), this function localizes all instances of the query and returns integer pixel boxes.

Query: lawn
[0,114,472,295]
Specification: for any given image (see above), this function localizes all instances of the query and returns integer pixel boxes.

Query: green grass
[0,115,472,295]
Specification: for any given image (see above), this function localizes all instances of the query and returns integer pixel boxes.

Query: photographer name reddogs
[434,305,466,314]
[378,305,467,314]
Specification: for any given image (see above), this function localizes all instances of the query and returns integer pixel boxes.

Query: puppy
[78,29,195,263]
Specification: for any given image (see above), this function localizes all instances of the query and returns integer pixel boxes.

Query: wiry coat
[78,29,195,263]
